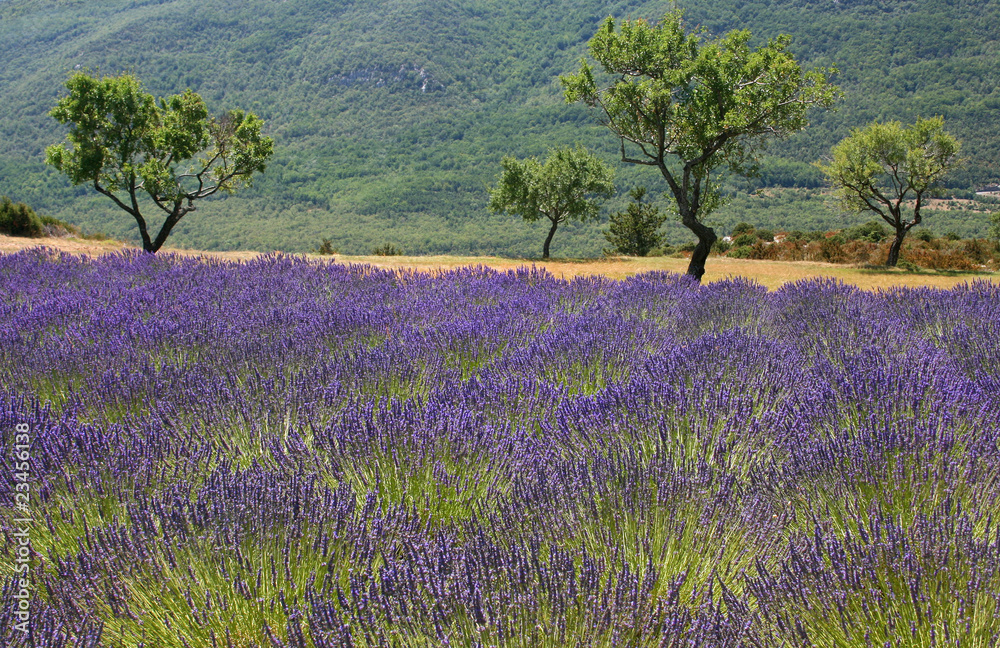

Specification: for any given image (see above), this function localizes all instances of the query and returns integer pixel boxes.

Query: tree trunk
[149,205,189,253]
[542,217,559,260]
[683,219,717,282]
[886,229,906,267]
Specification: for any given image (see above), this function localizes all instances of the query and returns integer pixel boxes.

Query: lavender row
[1,248,999,646]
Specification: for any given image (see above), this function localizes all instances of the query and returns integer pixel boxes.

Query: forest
[1,0,999,255]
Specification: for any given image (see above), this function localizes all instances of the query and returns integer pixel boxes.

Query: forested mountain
[2,0,998,255]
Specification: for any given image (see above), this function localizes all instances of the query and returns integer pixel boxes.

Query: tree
[488,145,615,259]
[562,10,838,281]
[818,117,961,267]
[604,186,667,256]
[46,72,274,253]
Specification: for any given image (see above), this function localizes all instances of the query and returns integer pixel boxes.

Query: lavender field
[2,248,1000,647]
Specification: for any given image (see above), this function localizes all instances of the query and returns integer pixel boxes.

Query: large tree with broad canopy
[562,10,838,281]
[47,72,273,253]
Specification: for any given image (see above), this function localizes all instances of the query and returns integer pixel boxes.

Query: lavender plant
[1,248,998,647]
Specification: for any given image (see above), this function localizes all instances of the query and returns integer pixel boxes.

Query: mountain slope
[1,0,998,255]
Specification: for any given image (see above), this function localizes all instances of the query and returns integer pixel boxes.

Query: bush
[819,237,846,263]
[754,228,775,242]
[731,222,754,236]
[0,196,44,237]
[712,239,731,254]
[732,233,757,248]
[843,221,889,243]
[603,186,667,256]
[944,231,961,241]
[372,243,403,256]
[727,245,754,259]
[315,238,337,255]
[914,228,935,243]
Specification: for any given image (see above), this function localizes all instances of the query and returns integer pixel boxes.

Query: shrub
[0,196,44,237]
[914,228,935,243]
[732,233,757,248]
[316,238,337,255]
[727,245,754,259]
[372,243,403,256]
[843,221,888,243]
[604,187,667,256]
[731,221,754,236]
[712,239,731,254]
[819,237,846,263]
[754,228,775,242]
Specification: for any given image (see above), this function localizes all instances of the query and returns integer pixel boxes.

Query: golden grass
[327,253,999,291]
[2,234,996,291]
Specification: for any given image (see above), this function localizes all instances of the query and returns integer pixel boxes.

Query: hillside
[1,0,999,255]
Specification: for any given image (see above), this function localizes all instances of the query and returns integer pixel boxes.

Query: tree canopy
[562,10,838,280]
[487,145,615,259]
[46,72,273,253]
[818,116,960,266]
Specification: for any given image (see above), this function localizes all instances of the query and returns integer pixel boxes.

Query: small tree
[488,145,615,259]
[562,10,838,281]
[604,186,667,256]
[818,117,960,267]
[47,72,274,253]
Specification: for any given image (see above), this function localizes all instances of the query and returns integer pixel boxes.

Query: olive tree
[47,72,274,253]
[488,145,615,259]
[562,10,838,281]
[818,117,960,267]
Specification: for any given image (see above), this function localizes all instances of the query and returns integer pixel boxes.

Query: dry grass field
[3,234,997,290]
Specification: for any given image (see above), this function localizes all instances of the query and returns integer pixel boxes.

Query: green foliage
[732,233,757,247]
[818,116,961,265]
[843,220,889,243]
[754,228,774,242]
[731,222,755,237]
[46,71,274,252]
[0,195,43,237]
[727,245,754,259]
[992,213,1000,242]
[488,144,615,258]
[372,242,403,256]
[562,8,838,278]
[315,238,337,255]
[711,238,730,253]
[603,186,667,256]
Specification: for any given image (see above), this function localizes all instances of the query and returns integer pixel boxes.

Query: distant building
[975,184,1000,195]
